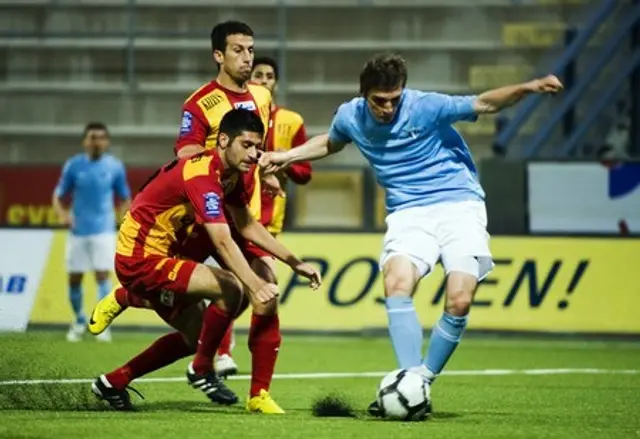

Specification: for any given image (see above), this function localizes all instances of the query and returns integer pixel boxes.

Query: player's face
[82,129,109,158]
[216,34,255,83]
[251,64,277,93]
[366,87,404,123]
[223,131,262,172]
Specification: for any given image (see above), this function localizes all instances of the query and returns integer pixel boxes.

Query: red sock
[114,286,150,309]
[105,332,193,389]
[217,323,234,357]
[192,305,233,375]
[249,313,281,397]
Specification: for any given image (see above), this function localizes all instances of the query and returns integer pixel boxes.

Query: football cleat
[215,354,238,379]
[88,289,124,335]
[91,375,143,411]
[66,322,86,342]
[186,363,238,405]
[246,389,285,414]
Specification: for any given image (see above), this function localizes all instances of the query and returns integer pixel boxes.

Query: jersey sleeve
[286,123,312,184]
[183,170,227,225]
[174,100,210,155]
[421,92,478,126]
[113,160,132,200]
[53,159,75,198]
[328,103,352,144]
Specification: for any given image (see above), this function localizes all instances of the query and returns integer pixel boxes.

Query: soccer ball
[377,369,432,421]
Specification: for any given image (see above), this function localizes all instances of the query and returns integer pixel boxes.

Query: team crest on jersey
[204,192,221,217]
[180,111,193,136]
[234,100,257,111]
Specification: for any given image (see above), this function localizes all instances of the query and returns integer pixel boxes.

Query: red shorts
[115,253,198,297]
[179,224,273,269]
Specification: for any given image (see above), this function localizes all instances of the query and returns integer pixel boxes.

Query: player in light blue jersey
[53,122,131,343]
[260,53,563,415]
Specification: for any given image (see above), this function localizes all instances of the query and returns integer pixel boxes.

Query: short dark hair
[252,56,279,80]
[219,109,264,141]
[83,122,109,137]
[210,21,254,53]
[359,53,408,96]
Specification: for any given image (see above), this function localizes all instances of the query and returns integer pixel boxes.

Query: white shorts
[66,233,116,273]
[379,201,494,280]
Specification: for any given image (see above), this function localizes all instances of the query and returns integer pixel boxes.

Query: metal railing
[492,0,621,157]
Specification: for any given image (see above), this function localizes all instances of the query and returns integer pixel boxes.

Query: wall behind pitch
[23,231,640,335]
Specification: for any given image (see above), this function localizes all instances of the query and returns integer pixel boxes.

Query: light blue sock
[69,284,85,324]
[424,312,468,378]
[97,278,112,301]
[385,296,423,369]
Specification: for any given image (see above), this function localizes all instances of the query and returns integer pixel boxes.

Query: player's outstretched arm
[226,204,322,289]
[204,222,278,304]
[474,74,563,114]
[259,134,345,173]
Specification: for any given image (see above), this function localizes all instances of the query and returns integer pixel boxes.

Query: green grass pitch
[0,332,639,439]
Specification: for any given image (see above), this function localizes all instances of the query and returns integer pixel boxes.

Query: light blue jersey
[54,154,131,236]
[328,89,485,214]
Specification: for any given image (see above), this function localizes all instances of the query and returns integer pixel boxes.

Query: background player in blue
[260,53,563,414]
[53,122,131,343]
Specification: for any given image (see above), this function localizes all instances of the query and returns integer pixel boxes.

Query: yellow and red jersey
[175,80,271,221]
[262,106,312,234]
[116,150,253,259]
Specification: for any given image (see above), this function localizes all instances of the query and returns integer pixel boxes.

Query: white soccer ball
[377,369,432,421]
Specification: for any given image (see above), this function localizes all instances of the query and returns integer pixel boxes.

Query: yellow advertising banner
[29,232,640,334]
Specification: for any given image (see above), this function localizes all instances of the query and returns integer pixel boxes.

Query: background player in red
[215,56,313,375]
[173,20,291,413]
[90,109,321,411]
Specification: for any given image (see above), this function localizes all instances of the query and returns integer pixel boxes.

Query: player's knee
[233,293,250,319]
[383,271,414,297]
[445,290,473,316]
[214,270,244,314]
[68,273,83,287]
[94,271,110,282]
[252,298,278,316]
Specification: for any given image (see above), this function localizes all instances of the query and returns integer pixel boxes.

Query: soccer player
[91,109,321,411]
[52,122,131,343]
[215,56,313,375]
[259,53,563,415]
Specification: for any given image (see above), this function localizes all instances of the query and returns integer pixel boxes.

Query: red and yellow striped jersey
[262,106,312,234]
[116,151,253,259]
[175,80,271,221]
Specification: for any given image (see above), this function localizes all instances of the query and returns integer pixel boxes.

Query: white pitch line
[0,368,638,386]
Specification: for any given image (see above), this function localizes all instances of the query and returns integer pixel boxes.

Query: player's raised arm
[473,74,563,114]
[226,204,321,289]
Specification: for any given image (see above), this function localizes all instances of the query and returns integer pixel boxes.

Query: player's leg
[93,301,204,410]
[422,201,493,382]
[378,207,439,370]
[216,324,237,377]
[65,234,90,342]
[88,233,117,341]
[88,284,151,335]
[245,254,284,414]
[369,207,439,416]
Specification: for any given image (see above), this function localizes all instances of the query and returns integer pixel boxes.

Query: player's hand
[60,211,74,228]
[252,282,279,304]
[259,151,291,175]
[261,173,286,198]
[527,74,564,94]
[292,262,322,290]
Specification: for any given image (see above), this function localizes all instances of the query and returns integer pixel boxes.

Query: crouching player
[90,109,321,411]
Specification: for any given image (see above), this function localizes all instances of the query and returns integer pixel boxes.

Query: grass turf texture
[0,332,639,439]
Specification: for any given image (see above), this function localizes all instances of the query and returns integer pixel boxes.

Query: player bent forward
[260,53,563,416]
[91,109,320,411]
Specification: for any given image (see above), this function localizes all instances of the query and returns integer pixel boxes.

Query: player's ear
[218,133,229,149]
[213,50,224,65]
